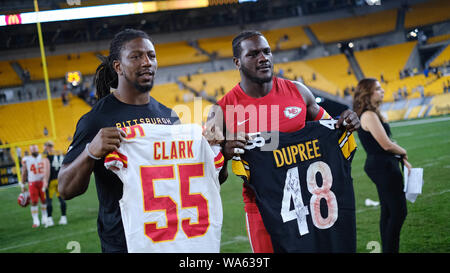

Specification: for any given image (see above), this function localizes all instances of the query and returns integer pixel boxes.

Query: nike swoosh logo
[237,119,250,126]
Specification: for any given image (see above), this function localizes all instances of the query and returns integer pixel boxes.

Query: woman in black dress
[353,78,412,253]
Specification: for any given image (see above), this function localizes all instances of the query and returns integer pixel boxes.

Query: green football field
[0,116,449,253]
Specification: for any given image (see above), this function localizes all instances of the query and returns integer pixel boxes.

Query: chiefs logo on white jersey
[284,106,302,119]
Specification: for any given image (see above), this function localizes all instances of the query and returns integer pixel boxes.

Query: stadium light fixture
[0,0,211,27]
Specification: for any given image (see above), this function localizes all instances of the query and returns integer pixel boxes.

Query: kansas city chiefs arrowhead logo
[284,106,302,119]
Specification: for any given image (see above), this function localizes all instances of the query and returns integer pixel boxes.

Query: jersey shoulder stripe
[339,131,357,160]
[105,151,128,169]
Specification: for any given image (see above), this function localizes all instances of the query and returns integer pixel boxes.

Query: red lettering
[187,141,194,158]
[178,141,186,159]
[154,142,161,160]
[162,142,169,160]
[170,141,178,159]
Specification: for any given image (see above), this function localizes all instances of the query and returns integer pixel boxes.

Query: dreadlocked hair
[94,28,151,99]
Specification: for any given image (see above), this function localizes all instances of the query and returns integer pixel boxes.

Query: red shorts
[29,181,46,204]
[244,202,274,253]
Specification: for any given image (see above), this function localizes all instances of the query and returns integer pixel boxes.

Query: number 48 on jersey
[281,161,338,236]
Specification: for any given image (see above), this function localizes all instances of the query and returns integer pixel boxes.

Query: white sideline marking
[390,116,450,127]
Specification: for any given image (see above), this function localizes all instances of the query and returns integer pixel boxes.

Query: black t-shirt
[63,93,180,253]
[46,153,64,181]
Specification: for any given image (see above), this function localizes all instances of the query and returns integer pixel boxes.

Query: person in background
[21,145,48,228]
[43,141,67,227]
[353,78,411,253]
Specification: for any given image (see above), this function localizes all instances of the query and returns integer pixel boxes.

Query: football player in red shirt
[206,31,360,253]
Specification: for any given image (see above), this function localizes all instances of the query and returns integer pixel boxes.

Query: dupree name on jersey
[273,139,321,168]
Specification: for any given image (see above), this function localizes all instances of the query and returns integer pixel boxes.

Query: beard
[124,73,154,94]
[240,65,273,84]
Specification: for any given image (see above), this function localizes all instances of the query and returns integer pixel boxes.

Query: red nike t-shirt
[217,76,308,205]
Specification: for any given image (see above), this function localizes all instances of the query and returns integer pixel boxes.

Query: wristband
[86,143,101,160]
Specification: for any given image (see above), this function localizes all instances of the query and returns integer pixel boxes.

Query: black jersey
[62,93,180,253]
[46,153,64,181]
[232,120,357,253]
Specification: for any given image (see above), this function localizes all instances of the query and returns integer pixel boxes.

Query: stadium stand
[197,35,234,59]
[178,70,240,101]
[406,105,425,119]
[308,9,397,44]
[404,0,450,29]
[381,97,426,122]
[427,92,450,116]
[154,41,210,67]
[262,26,312,51]
[303,54,358,96]
[0,61,23,87]
[149,82,212,124]
[426,33,450,44]
[0,96,91,155]
[274,60,340,96]
[0,41,210,88]
[429,44,450,67]
[423,75,450,96]
[381,74,428,101]
[18,52,102,83]
[197,25,312,59]
[354,41,418,101]
[385,109,407,122]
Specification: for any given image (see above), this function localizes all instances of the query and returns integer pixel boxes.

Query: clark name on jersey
[232,120,357,252]
[104,123,224,253]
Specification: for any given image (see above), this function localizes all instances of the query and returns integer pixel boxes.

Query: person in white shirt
[21,145,48,228]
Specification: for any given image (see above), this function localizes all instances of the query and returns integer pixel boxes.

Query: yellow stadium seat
[262,26,311,50]
[404,0,450,29]
[18,52,102,82]
[198,35,234,58]
[0,61,23,87]
[427,33,450,44]
[309,9,397,43]
[429,45,450,67]
[178,70,241,101]
[303,54,358,96]
[427,93,450,116]
[424,75,450,96]
[407,105,424,119]
[385,109,407,122]
[155,42,209,67]
[381,74,431,102]
[150,82,212,124]
[355,41,418,101]
[275,61,340,96]
[197,26,311,59]
[0,96,91,155]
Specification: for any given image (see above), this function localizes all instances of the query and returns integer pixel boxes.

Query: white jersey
[104,123,224,253]
[23,154,45,183]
